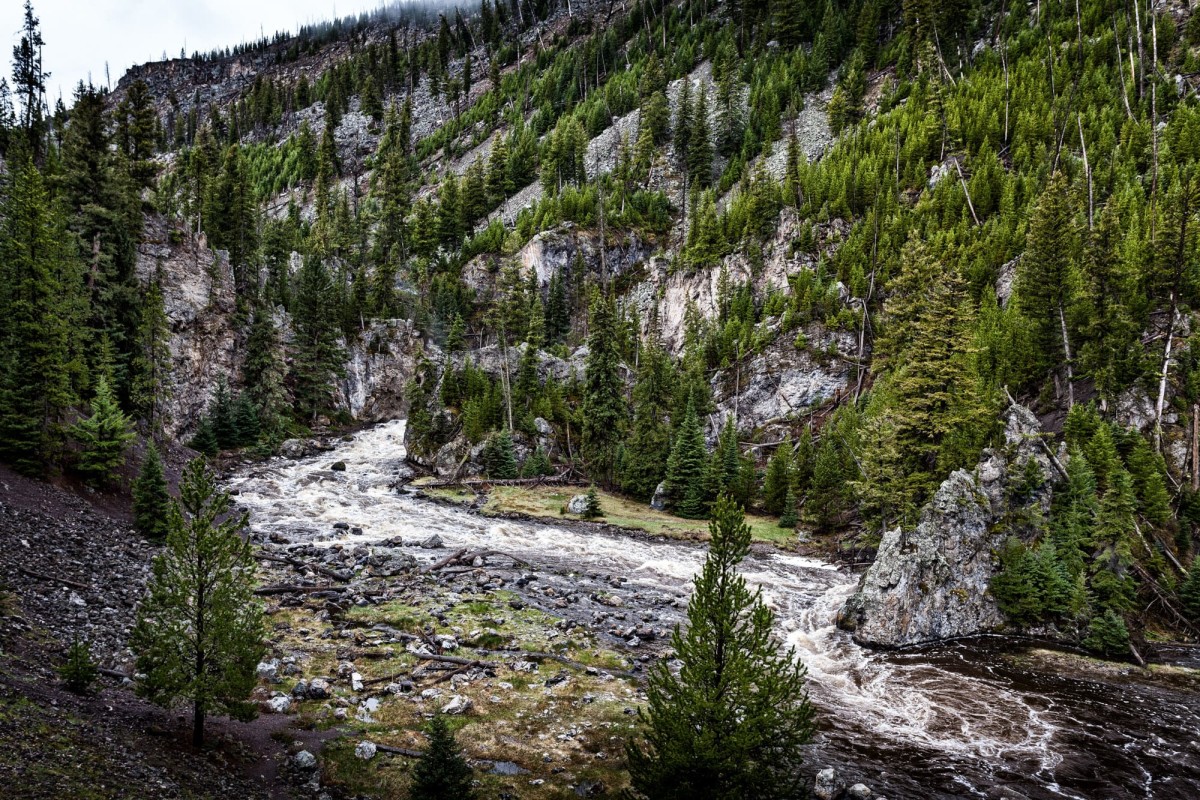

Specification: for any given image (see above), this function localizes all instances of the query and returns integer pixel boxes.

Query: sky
[3,0,387,104]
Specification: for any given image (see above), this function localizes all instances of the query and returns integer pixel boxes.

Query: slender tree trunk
[1192,403,1198,492]
[1079,116,1093,229]
[1155,302,1180,452]
[1134,0,1145,100]
[193,701,204,748]
[1059,304,1075,408]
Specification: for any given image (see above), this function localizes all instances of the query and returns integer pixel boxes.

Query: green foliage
[581,485,603,519]
[408,714,475,800]
[762,439,794,516]
[482,429,518,479]
[131,458,265,747]
[1180,565,1200,623]
[1083,610,1130,658]
[132,444,171,540]
[60,638,98,694]
[581,293,626,486]
[70,377,135,487]
[664,397,709,519]
[626,497,814,800]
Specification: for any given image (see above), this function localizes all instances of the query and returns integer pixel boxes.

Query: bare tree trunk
[1155,302,1180,452]
[954,157,980,225]
[1192,403,1199,492]
[1059,305,1075,409]
[1115,34,1134,119]
[1134,0,1145,100]
[1079,115,1093,229]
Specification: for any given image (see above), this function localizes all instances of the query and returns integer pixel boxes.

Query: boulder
[441,695,473,715]
[847,785,873,799]
[567,494,590,515]
[256,659,280,683]
[307,678,332,699]
[420,534,445,549]
[267,695,292,714]
[814,768,841,800]
[292,750,317,771]
[839,405,1054,647]
[355,740,377,760]
[650,482,668,511]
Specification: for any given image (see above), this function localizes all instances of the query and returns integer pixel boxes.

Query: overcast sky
[3,0,387,104]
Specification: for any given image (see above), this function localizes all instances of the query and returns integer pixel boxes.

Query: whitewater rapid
[227,420,1200,799]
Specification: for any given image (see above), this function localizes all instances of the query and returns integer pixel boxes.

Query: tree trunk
[192,701,204,748]
[1192,403,1198,492]
[1155,303,1180,452]
[1058,305,1075,408]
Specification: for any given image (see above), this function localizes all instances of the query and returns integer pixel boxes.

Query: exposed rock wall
[838,405,1054,647]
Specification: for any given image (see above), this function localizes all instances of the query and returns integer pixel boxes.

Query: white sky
[3,0,388,105]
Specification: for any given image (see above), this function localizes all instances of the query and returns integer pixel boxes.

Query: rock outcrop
[838,405,1055,647]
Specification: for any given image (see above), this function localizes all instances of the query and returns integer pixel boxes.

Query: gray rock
[354,740,377,760]
[847,784,872,799]
[840,405,1053,646]
[814,768,840,800]
[330,461,347,472]
[367,550,417,577]
[650,482,668,511]
[256,659,280,683]
[292,750,317,770]
[268,695,292,714]
[291,679,309,698]
[441,694,473,715]
[567,494,590,515]
[420,534,445,549]
[307,678,331,699]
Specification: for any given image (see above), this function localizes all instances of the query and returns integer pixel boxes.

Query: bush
[1084,610,1130,657]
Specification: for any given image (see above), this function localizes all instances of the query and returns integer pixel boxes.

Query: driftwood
[256,552,352,583]
[420,472,579,490]
[17,566,88,590]
[421,548,530,574]
[415,652,499,669]
[253,584,345,596]
[420,548,469,574]
[475,648,642,680]
[376,744,424,758]
[98,667,132,680]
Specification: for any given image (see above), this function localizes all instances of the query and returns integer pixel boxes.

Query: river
[227,420,1200,799]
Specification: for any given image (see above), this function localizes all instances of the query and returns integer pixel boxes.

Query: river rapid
[227,420,1200,799]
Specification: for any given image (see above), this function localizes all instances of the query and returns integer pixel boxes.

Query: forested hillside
[4,0,1200,667]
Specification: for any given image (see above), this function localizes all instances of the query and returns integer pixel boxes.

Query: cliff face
[838,405,1054,647]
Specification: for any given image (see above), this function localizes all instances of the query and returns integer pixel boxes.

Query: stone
[847,785,872,799]
[420,534,445,549]
[351,672,364,692]
[839,405,1053,647]
[307,678,331,699]
[567,494,590,515]
[355,740,377,760]
[256,659,280,683]
[292,750,317,770]
[291,680,309,698]
[330,461,347,472]
[441,695,473,715]
[814,768,840,800]
[650,482,668,511]
[268,695,292,714]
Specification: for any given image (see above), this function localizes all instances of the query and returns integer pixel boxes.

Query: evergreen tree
[581,293,626,486]
[132,444,171,540]
[243,307,290,441]
[581,485,603,519]
[291,258,346,422]
[778,486,798,529]
[544,268,570,344]
[665,397,709,519]
[807,435,849,531]
[762,438,794,516]
[70,376,134,487]
[60,638,98,694]
[626,497,814,800]
[1083,610,1130,657]
[619,340,674,499]
[1180,564,1200,623]
[130,276,173,431]
[687,89,713,188]
[408,714,476,800]
[189,418,219,457]
[673,79,693,168]
[483,429,518,479]
[209,378,238,449]
[131,458,265,747]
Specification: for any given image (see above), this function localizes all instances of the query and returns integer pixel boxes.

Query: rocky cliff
[838,405,1055,647]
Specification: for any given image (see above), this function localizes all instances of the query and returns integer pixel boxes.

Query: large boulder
[838,405,1054,647]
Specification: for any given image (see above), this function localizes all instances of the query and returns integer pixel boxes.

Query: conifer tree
[673,79,693,167]
[807,435,849,530]
[778,486,798,529]
[1083,609,1130,657]
[243,307,289,441]
[132,444,171,540]
[581,485,603,519]
[581,293,626,486]
[619,341,674,499]
[687,89,713,188]
[132,458,265,748]
[70,376,135,487]
[483,429,518,478]
[626,497,814,800]
[408,714,476,800]
[762,438,794,516]
[130,276,173,431]
[1180,564,1200,623]
[665,397,709,519]
[291,257,346,422]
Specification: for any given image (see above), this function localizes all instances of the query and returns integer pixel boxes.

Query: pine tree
[483,429,518,479]
[71,377,135,487]
[1180,564,1200,623]
[807,435,849,531]
[673,79,693,168]
[130,275,172,431]
[243,307,290,441]
[209,378,238,449]
[544,268,570,344]
[131,458,265,748]
[687,89,713,188]
[778,487,798,529]
[619,341,674,500]
[626,497,814,800]
[582,485,603,519]
[132,444,171,540]
[408,714,476,800]
[762,438,794,516]
[664,397,709,519]
[60,638,98,694]
[581,293,626,486]
[189,418,219,457]
[1083,609,1130,657]
[291,257,346,423]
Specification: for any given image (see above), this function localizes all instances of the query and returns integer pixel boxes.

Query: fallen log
[415,652,499,669]
[376,744,424,758]
[98,667,132,680]
[256,552,352,583]
[17,566,89,590]
[420,548,469,574]
[253,584,345,596]
[426,662,473,686]
[475,648,641,680]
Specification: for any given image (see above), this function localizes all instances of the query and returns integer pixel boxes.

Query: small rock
[68,592,87,608]
[308,678,331,699]
[814,767,840,800]
[847,785,872,799]
[649,482,668,511]
[355,740,377,760]
[333,522,350,530]
[331,461,347,472]
[291,679,309,698]
[256,660,280,683]
[292,750,317,770]
[567,494,590,515]
[420,534,445,549]
[441,695,473,715]
[268,695,292,714]
[351,672,364,692]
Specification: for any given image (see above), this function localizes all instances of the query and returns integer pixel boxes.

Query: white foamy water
[228,421,1200,799]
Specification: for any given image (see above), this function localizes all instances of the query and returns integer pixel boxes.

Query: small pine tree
[132,444,171,540]
[210,379,238,449]
[1083,610,1130,658]
[60,638,97,694]
[664,397,709,519]
[626,497,814,799]
[762,439,794,516]
[71,377,135,487]
[409,714,475,800]
[582,485,602,519]
[190,418,219,457]
[131,458,265,748]
[778,486,798,529]
[483,430,518,479]
[1179,565,1200,623]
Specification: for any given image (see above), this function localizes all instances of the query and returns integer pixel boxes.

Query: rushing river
[228,420,1200,799]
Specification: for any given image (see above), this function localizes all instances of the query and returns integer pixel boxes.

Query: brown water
[228,421,1200,799]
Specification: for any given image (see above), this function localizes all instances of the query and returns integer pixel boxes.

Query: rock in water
[567,494,590,515]
[839,404,1053,647]
[419,534,444,549]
